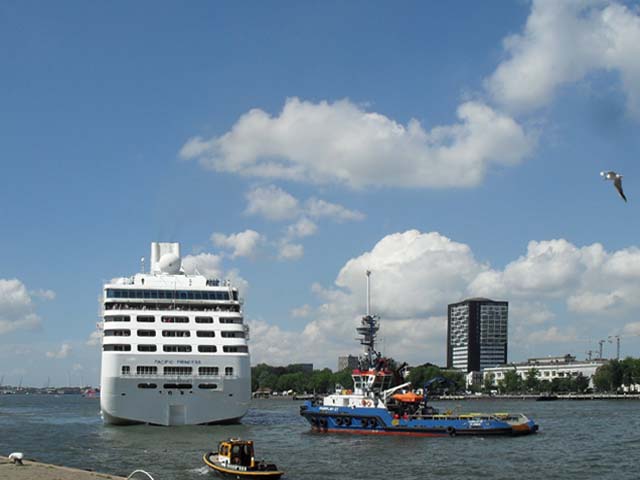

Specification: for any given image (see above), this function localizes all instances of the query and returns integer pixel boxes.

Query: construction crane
[598,339,606,359]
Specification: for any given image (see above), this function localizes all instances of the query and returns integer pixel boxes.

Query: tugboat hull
[300,403,538,437]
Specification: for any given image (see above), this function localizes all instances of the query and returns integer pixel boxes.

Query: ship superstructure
[99,242,250,425]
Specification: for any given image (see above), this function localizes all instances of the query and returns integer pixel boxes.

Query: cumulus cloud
[244,185,299,220]
[86,331,102,347]
[182,253,223,278]
[291,304,312,318]
[182,253,249,299]
[285,217,318,239]
[278,242,304,261]
[305,198,365,222]
[0,279,50,335]
[180,98,534,189]
[487,0,640,114]
[249,230,640,367]
[211,230,264,258]
[46,343,72,359]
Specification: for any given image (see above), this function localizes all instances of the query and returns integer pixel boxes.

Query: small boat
[536,394,558,401]
[203,438,284,479]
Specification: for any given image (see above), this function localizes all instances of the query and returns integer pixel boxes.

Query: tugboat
[203,438,284,479]
[299,271,539,437]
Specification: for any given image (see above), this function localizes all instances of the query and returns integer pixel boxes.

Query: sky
[2,0,640,387]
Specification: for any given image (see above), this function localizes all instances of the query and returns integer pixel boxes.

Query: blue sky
[2,1,640,386]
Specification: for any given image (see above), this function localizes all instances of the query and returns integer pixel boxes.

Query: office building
[447,297,508,373]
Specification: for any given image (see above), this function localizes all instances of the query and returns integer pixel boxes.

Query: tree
[483,373,495,393]
[502,369,521,393]
[524,368,540,392]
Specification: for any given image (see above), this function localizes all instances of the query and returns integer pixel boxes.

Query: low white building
[482,354,607,388]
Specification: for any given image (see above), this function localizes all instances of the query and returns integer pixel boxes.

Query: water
[0,395,638,479]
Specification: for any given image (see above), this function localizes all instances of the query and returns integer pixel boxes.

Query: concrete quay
[0,455,126,480]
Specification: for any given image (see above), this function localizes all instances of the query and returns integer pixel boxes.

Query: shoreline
[0,456,126,480]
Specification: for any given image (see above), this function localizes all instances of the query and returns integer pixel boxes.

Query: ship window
[136,290,144,298]
[198,345,217,353]
[161,316,189,323]
[225,367,234,376]
[137,329,156,337]
[164,366,193,376]
[138,345,157,352]
[163,345,192,353]
[137,316,155,323]
[162,383,192,389]
[223,346,248,353]
[197,331,215,337]
[221,331,245,338]
[198,383,218,390]
[219,317,243,324]
[136,366,157,375]
[103,344,131,351]
[195,292,202,300]
[104,329,131,337]
[196,317,213,324]
[144,290,151,299]
[137,383,157,389]
[199,367,219,376]
[106,289,115,298]
[104,315,131,322]
[162,330,190,337]
[122,366,130,375]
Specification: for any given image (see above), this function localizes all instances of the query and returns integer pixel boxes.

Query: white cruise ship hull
[100,374,250,426]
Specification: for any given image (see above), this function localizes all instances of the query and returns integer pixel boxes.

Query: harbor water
[0,395,638,480]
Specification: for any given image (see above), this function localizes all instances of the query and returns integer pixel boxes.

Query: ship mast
[356,270,380,370]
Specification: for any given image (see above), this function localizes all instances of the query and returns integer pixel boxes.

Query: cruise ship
[99,242,251,426]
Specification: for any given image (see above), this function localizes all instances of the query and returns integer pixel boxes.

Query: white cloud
[248,231,640,367]
[244,185,299,220]
[291,304,312,318]
[0,278,48,335]
[622,321,640,335]
[487,0,640,114]
[32,289,56,300]
[211,230,264,258]
[46,343,72,359]
[180,97,534,189]
[182,253,224,278]
[86,331,102,347]
[278,243,304,261]
[305,198,365,222]
[285,217,317,239]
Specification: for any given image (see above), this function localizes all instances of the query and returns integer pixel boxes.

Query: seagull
[8,452,24,465]
[600,171,627,202]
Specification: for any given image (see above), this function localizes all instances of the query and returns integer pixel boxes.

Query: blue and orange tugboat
[300,271,539,438]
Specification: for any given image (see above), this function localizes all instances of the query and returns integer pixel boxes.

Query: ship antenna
[140,257,145,274]
[366,270,371,316]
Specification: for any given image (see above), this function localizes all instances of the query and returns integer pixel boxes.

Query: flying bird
[600,171,627,202]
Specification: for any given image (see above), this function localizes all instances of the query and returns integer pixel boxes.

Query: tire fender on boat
[343,416,351,426]
[447,426,456,437]
[369,418,377,428]
[335,417,343,426]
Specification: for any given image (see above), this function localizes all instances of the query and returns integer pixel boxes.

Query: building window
[136,366,157,375]
[163,345,192,353]
[164,366,193,376]
[137,329,156,337]
[198,345,217,353]
[195,317,213,324]
[137,316,155,323]
[161,316,189,323]
[121,366,130,375]
[104,315,131,322]
[223,346,248,353]
[197,331,215,337]
[199,367,219,376]
[138,345,157,352]
[103,344,131,351]
[225,367,234,377]
[162,330,190,337]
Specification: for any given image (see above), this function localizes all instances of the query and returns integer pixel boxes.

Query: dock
[0,455,126,480]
